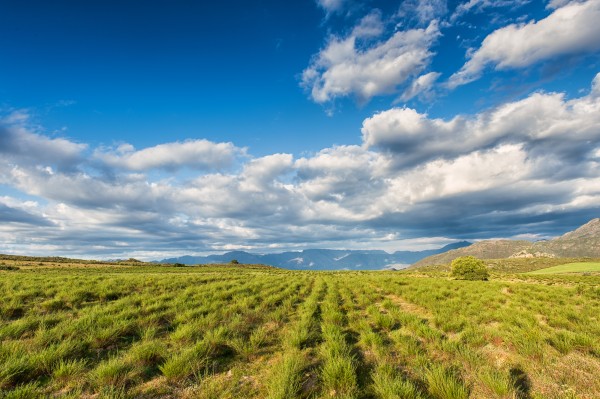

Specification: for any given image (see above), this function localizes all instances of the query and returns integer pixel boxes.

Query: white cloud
[448,0,600,88]
[240,153,294,192]
[398,71,441,101]
[94,139,244,171]
[0,111,86,169]
[302,16,440,103]
[295,145,387,217]
[351,10,385,38]
[363,73,600,170]
[317,0,347,14]
[450,0,531,22]
[1,74,600,257]
[398,0,448,25]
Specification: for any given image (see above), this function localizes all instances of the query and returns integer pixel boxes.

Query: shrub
[450,256,489,281]
[230,259,239,264]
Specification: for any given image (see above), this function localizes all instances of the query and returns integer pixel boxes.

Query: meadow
[528,262,600,275]
[0,261,599,399]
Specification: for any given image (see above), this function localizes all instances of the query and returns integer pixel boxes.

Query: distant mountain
[157,241,471,270]
[412,218,600,268]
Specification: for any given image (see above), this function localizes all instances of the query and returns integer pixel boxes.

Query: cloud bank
[1,74,600,258]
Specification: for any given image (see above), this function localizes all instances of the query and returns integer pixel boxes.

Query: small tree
[450,256,489,281]
[230,259,239,264]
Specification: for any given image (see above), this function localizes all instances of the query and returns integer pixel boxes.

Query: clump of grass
[360,329,384,352]
[249,325,269,349]
[371,363,423,399]
[321,355,357,399]
[479,368,512,397]
[159,340,211,383]
[425,365,469,399]
[0,354,35,390]
[266,350,306,399]
[67,289,97,307]
[229,336,253,360]
[374,312,399,332]
[40,298,69,312]
[52,358,88,382]
[127,340,166,367]
[1,382,42,399]
[89,356,133,388]
[0,317,40,340]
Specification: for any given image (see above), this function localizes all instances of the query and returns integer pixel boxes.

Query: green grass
[528,262,600,274]
[413,257,600,273]
[0,260,599,398]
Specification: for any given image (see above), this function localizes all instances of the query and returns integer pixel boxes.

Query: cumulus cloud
[0,111,86,170]
[302,13,440,103]
[240,153,294,192]
[448,0,600,88]
[363,74,600,170]
[94,139,243,171]
[398,71,441,101]
[1,74,600,258]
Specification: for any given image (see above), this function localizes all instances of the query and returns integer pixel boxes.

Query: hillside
[158,241,471,270]
[412,218,600,268]
[411,240,532,268]
[532,218,600,257]
[412,257,600,274]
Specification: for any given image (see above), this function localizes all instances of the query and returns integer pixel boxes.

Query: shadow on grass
[509,367,531,399]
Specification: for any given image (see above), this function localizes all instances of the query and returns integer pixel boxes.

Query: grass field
[528,262,600,275]
[1,261,599,399]
[412,257,600,274]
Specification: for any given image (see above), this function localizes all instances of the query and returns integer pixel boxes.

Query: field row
[0,266,599,398]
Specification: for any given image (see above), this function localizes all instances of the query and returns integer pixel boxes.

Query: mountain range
[158,218,599,270]
[412,218,600,267]
[158,241,471,270]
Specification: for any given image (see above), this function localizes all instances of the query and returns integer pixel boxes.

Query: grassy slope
[528,262,600,275]
[0,261,599,398]
[411,257,600,274]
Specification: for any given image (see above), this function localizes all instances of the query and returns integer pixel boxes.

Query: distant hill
[532,218,600,257]
[413,257,600,274]
[157,241,471,270]
[412,218,600,268]
[410,240,532,268]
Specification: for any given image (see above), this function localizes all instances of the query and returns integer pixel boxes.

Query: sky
[1,0,599,259]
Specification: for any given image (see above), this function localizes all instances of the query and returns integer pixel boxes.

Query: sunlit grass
[0,262,598,397]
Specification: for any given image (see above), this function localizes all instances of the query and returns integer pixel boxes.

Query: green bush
[450,256,489,281]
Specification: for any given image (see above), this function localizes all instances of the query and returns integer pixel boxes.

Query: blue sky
[1,0,600,259]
